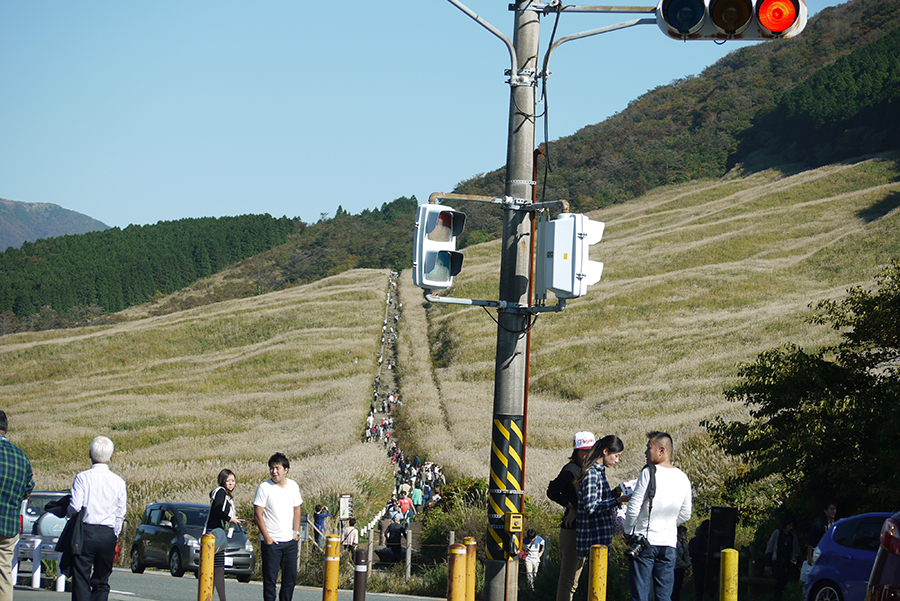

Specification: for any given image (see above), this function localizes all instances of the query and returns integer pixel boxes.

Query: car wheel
[237,574,251,583]
[130,548,144,574]
[813,582,843,601]
[169,548,185,578]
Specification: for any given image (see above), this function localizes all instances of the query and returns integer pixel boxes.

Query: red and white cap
[573,431,596,450]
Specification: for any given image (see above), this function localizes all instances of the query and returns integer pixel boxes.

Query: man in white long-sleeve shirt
[623,432,692,601]
[68,436,127,601]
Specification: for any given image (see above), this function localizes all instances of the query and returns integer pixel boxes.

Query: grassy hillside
[0,268,396,547]
[394,153,900,509]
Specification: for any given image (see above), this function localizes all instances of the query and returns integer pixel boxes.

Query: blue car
[804,512,892,601]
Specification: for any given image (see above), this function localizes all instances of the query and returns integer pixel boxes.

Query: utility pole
[483,3,539,601]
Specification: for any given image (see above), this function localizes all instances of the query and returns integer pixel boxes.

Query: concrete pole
[484,3,539,601]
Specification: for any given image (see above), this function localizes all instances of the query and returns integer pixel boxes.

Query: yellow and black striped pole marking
[487,414,525,560]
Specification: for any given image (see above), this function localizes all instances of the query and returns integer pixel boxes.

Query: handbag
[207,527,228,554]
[518,540,531,562]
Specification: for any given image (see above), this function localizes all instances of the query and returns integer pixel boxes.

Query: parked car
[130,502,254,582]
[17,490,69,562]
[804,512,892,601]
[20,490,69,537]
[866,510,900,601]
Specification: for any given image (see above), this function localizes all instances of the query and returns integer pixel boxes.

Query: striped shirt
[0,436,35,537]
[576,462,617,559]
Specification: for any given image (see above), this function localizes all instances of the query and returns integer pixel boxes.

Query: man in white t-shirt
[623,432,692,601]
[254,453,303,601]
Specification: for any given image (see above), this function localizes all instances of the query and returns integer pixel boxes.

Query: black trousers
[71,524,117,601]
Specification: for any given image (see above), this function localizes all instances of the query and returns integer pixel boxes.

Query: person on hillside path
[522,528,545,590]
[313,505,329,551]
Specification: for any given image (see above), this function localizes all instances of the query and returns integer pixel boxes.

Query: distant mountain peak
[0,198,109,250]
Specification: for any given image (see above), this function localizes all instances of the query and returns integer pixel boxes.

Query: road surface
[14,567,442,601]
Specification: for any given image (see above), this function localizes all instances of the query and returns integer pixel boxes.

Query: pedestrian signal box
[413,204,466,290]
[535,213,605,300]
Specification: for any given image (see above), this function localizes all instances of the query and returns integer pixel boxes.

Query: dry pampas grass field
[393,156,900,506]
[0,268,398,533]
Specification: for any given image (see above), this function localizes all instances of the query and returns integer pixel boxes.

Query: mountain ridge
[0,198,109,250]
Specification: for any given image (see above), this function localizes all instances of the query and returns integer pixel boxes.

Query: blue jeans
[629,544,676,601]
[260,540,298,601]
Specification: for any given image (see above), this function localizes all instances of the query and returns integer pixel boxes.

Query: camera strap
[629,464,656,539]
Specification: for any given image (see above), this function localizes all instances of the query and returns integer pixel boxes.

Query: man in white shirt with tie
[68,436,127,601]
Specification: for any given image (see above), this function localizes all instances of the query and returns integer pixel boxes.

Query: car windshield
[178,508,209,528]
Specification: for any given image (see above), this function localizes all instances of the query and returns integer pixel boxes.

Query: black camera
[624,534,651,560]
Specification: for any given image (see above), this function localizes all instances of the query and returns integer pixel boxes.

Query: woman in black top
[547,431,595,601]
[207,469,242,601]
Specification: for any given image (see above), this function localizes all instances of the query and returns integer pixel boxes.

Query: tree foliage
[0,214,298,321]
[704,261,900,516]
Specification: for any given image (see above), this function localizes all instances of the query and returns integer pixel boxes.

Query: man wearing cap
[547,431,595,601]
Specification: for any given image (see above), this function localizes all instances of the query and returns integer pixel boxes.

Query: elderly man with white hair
[68,436,127,601]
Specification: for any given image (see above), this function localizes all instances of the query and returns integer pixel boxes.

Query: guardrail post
[367,531,375,574]
[55,565,66,592]
[31,538,42,589]
[720,548,738,601]
[353,548,368,601]
[405,527,412,582]
[464,537,477,601]
[448,543,467,601]
[588,544,608,601]
[197,533,215,601]
[323,534,341,601]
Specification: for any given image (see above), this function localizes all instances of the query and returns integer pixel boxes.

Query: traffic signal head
[412,204,466,290]
[656,0,806,40]
[534,213,604,300]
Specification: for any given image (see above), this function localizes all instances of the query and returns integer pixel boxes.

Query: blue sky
[1,1,842,229]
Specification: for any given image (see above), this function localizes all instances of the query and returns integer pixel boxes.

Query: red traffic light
[656,0,806,40]
[757,0,798,34]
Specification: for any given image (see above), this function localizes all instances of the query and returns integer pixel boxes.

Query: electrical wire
[539,7,563,205]
[481,305,539,335]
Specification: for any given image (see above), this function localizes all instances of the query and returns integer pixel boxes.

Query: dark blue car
[804,512,892,601]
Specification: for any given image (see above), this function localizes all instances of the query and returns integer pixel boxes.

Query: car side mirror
[160,520,173,529]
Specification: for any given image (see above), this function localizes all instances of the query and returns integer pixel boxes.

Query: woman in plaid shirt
[575,435,627,560]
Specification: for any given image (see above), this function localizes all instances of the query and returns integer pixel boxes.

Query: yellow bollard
[323,534,341,601]
[587,544,608,601]
[447,543,467,601]
[720,548,739,601]
[197,533,215,601]
[463,537,477,601]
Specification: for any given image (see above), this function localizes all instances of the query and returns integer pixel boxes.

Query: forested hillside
[0,196,419,329]
[0,215,298,327]
[453,0,900,245]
